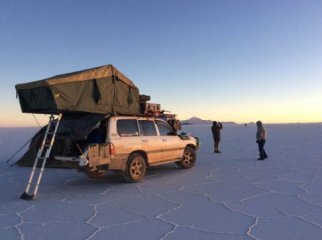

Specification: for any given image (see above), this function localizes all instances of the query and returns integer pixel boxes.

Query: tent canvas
[15,65,141,115]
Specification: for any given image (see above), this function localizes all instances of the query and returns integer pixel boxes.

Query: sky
[0,0,321,127]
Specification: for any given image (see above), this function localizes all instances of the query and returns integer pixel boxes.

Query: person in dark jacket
[256,120,268,160]
[211,121,223,153]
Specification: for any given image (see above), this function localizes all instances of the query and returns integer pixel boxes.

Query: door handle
[162,139,167,142]
[142,139,148,143]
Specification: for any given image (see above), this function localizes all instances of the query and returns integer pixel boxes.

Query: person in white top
[256,121,268,160]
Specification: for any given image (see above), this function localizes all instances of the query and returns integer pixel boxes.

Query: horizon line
[1,121,322,128]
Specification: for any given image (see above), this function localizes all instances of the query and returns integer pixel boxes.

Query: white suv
[81,115,199,182]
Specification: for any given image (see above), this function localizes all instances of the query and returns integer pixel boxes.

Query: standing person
[256,121,268,160]
[211,121,223,153]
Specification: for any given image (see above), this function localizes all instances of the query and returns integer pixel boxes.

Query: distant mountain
[181,117,236,125]
[181,117,212,125]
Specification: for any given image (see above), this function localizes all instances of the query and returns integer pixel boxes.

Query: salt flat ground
[1,123,322,240]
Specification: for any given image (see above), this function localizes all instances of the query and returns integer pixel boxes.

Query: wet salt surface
[1,124,322,240]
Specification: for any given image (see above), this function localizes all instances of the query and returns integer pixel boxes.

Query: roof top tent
[15,64,141,116]
[15,65,146,169]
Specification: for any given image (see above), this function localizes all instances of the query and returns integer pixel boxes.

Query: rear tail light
[109,143,115,155]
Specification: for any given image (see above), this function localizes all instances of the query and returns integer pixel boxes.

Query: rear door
[114,119,141,156]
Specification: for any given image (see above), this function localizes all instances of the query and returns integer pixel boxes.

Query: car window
[139,120,157,136]
[156,120,175,136]
[117,119,139,137]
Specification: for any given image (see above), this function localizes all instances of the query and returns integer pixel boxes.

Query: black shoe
[215,150,221,153]
[257,157,265,160]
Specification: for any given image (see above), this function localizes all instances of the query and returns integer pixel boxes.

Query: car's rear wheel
[124,153,147,182]
[176,146,196,169]
[86,169,106,178]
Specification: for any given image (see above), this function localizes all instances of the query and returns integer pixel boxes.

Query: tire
[86,168,106,179]
[124,153,147,182]
[176,147,196,169]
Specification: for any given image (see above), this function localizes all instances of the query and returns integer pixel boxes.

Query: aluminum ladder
[20,113,62,200]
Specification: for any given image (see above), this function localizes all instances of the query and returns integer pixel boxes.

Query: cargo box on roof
[15,64,141,116]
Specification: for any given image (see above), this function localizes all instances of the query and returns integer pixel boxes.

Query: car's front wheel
[124,153,147,182]
[176,146,196,169]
